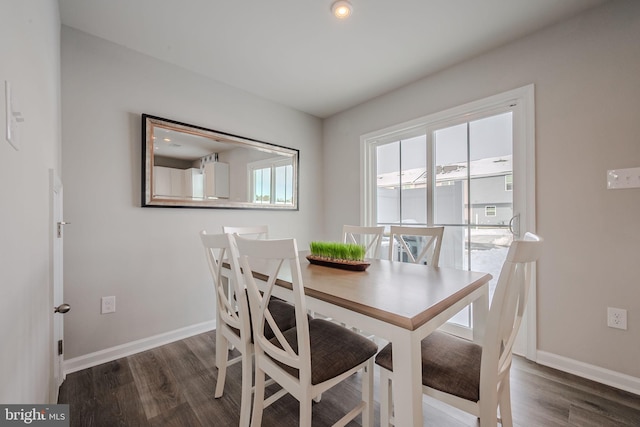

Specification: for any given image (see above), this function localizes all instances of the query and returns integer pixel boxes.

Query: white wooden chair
[342,225,385,259]
[222,225,269,240]
[376,232,543,427]
[387,225,444,267]
[200,231,295,427]
[235,235,378,427]
[340,225,386,336]
[223,225,279,308]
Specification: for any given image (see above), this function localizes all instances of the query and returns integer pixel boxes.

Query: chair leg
[379,368,392,427]
[299,392,313,427]
[224,278,236,351]
[239,352,253,427]
[498,375,513,427]
[250,366,266,427]
[362,360,374,427]
[215,335,229,398]
[478,391,498,427]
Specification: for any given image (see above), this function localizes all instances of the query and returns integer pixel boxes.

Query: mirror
[142,114,299,210]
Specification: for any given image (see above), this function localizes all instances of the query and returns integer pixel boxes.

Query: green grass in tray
[309,241,366,262]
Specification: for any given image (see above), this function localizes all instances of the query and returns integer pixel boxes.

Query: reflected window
[249,158,294,205]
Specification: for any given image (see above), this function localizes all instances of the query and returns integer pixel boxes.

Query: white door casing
[50,169,66,401]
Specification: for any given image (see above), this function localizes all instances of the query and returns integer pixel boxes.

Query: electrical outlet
[101,296,116,314]
[607,307,627,330]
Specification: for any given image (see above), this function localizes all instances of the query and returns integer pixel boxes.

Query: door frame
[360,84,537,359]
[50,169,65,401]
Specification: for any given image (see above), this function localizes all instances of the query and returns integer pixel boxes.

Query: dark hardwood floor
[58,330,640,426]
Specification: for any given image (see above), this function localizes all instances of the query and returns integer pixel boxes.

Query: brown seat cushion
[230,296,298,342]
[375,330,482,402]
[268,318,378,385]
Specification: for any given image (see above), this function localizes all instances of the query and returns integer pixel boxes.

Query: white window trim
[247,157,294,205]
[360,84,537,360]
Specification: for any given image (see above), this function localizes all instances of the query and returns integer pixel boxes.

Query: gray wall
[61,27,324,359]
[0,1,61,403]
[323,0,640,379]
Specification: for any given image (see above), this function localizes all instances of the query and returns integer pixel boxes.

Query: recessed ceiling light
[331,0,352,19]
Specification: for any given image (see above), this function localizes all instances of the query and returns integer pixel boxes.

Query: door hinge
[58,339,63,356]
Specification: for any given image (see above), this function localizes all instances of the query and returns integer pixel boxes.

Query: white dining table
[224,251,491,426]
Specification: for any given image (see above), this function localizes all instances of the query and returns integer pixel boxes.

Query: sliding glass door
[433,112,513,326]
[363,86,535,352]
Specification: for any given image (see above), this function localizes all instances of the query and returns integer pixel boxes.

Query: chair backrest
[200,231,251,339]
[235,236,312,381]
[388,225,444,267]
[222,225,269,240]
[342,225,385,259]
[481,232,543,389]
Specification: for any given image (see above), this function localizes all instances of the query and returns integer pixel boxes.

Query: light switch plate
[607,167,640,189]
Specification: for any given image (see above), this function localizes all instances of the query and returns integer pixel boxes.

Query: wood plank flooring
[58,330,640,426]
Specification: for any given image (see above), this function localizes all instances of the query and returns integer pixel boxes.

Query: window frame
[505,174,513,191]
[360,85,537,350]
[485,205,497,217]
[247,157,295,205]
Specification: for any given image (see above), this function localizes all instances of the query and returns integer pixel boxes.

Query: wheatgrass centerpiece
[306,241,370,271]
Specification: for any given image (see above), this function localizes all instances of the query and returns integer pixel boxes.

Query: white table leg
[391,329,423,427]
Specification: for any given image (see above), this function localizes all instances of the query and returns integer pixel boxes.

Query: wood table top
[258,252,492,331]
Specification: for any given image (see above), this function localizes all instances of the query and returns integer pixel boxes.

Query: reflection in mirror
[142,115,298,209]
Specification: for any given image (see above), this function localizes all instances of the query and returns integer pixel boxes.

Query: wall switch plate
[101,296,116,314]
[607,307,627,330]
[607,167,640,189]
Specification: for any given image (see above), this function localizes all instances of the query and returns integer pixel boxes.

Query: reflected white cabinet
[153,166,170,196]
[153,166,184,197]
[154,167,203,198]
[204,162,229,199]
[185,168,204,199]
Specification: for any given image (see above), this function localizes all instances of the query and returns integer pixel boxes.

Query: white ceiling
[58,0,609,118]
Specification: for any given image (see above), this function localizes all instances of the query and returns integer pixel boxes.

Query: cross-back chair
[235,235,378,427]
[387,225,444,267]
[342,225,385,259]
[222,225,269,240]
[375,232,543,427]
[200,231,295,427]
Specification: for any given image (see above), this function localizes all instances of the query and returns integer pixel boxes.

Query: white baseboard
[536,350,640,396]
[62,324,640,397]
[64,320,216,375]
